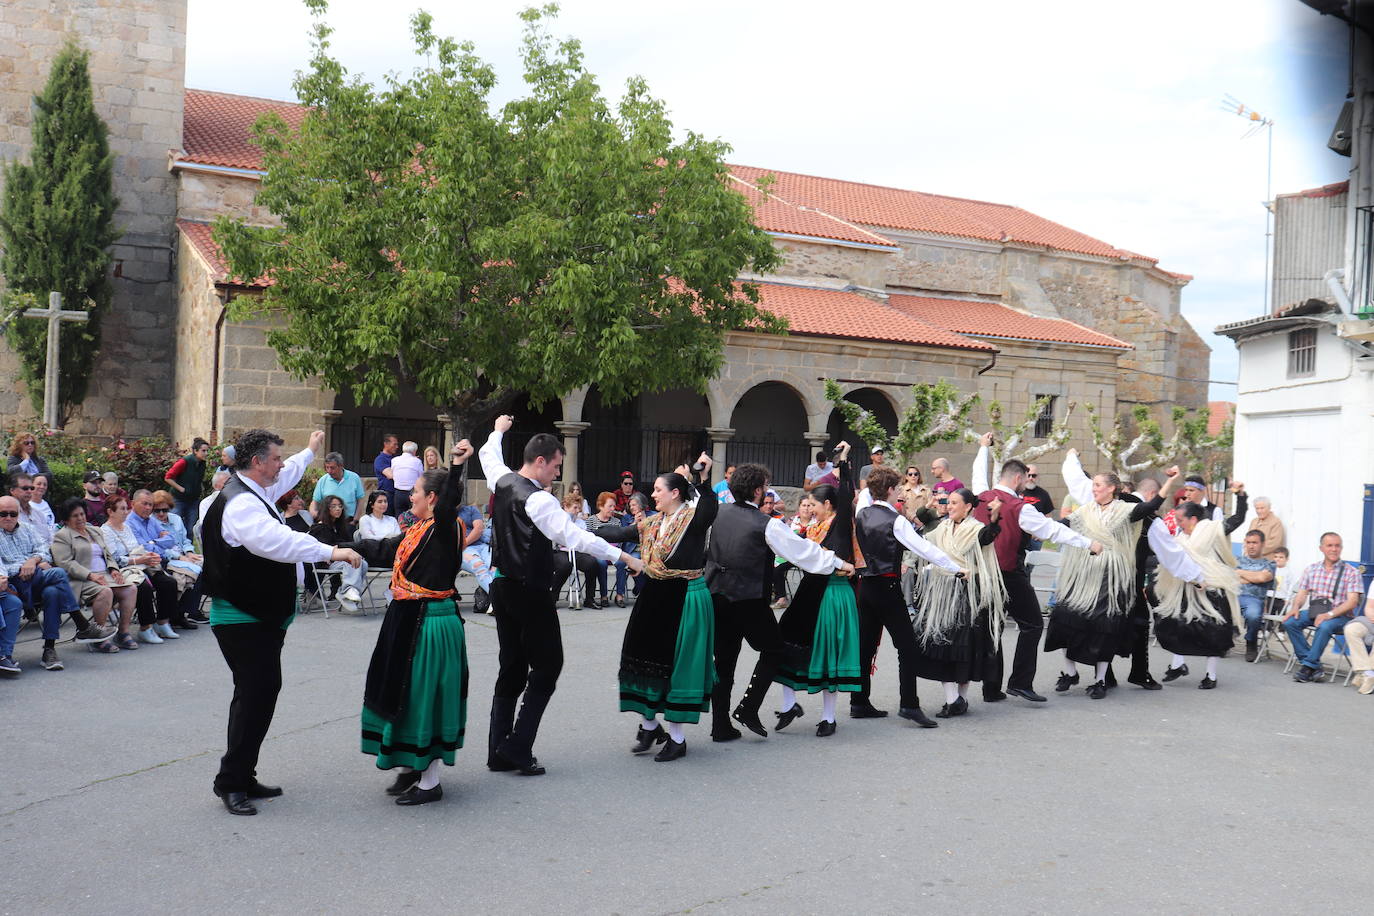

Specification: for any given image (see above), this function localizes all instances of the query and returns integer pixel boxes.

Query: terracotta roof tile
[749,283,994,352]
[1206,401,1235,436]
[727,175,898,248]
[1277,181,1348,200]
[885,293,1131,350]
[178,219,269,288]
[181,88,306,170]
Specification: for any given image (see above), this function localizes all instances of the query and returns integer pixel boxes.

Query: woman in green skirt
[596,454,718,762]
[773,443,861,737]
[354,441,473,805]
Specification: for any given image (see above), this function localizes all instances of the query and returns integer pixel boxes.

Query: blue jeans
[12,567,79,639]
[174,496,199,535]
[1238,594,1266,642]
[0,591,22,657]
[462,543,494,591]
[1284,610,1350,669]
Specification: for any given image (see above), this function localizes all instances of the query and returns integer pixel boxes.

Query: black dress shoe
[245,780,283,798]
[217,791,257,816]
[1103,667,1118,688]
[632,724,668,754]
[1054,672,1079,692]
[946,697,968,717]
[172,619,199,630]
[1162,663,1189,682]
[395,783,443,806]
[982,690,1007,702]
[815,720,836,737]
[711,724,742,742]
[898,706,938,728]
[731,706,768,738]
[1086,680,1107,699]
[488,752,546,775]
[654,738,686,761]
[1007,686,1047,703]
[848,703,889,719]
[1198,676,1217,690]
[774,702,804,731]
[386,770,422,796]
[1127,672,1163,690]
[935,703,952,719]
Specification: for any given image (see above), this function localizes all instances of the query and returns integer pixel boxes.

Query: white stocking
[665,721,685,743]
[942,682,960,704]
[957,683,969,699]
[1171,653,1187,669]
[1062,651,1076,677]
[1094,661,1109,683]
[822,690,837,723]
[642,715,658,730]
[779,686,797,713]
[1206,657,1219,679]
[417,758,442,790]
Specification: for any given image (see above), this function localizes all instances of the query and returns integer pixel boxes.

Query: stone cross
[22,291,89,429]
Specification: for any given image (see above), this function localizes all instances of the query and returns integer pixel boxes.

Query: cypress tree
[0,40,119,424]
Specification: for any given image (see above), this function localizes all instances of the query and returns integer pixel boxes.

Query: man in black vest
[705,462,855,741]
[479,415,643,775]
[201,428,362,816]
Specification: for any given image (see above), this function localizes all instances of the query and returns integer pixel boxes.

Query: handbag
[1307,567,1343,616]
[117,565,148,587]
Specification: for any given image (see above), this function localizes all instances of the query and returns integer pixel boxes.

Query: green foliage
[2,425,188,504]
[975,396,1076,464]
[825,378,977,467]
[1084,403,1231,478]
[0,41,119,423]
[215,3,783,436]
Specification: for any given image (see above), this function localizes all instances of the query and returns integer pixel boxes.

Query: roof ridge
[187,87,303,108]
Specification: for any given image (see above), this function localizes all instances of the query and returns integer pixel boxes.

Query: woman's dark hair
[809,483,841,510]
[656,471,691,504]
[728,463,770,504]
[366,490,389,514]
[191,437,210,451]
[320,495,351,538]
[1179,502,1208,522]
[950,487,979,509]
[415,468,448,501]
[58,497,87,524]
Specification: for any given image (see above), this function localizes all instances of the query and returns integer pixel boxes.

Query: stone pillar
[320,409,342,464]
[803,430,829,455]
[436,414,455,455]
[555,421,591,488]
[706,427,735,486]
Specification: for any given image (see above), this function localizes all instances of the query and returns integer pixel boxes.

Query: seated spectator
[1270,547,1294,612]
[1343,595,1374,695]
[215,443,236,474]
[101,494,180,643]
[308,494,367,613]
[151,490,207,623]
[1284,532,1364,682]
[0,573,24,677]
[100,471,128,502]
[310,452,366,523]
[195,469,231,545]
[458,500,494,613]
[29,474,55,538]
[51,498,136,653]
[82,470,109,526]
[583,492,625,606]
[0,494,109,672]
[714,465,736,504]
[8,472,51,547]
[7,431,53,489]
[566,481,591,517]
[151,490,201,560]
[1236,529,1276,661]
[804,451,833,492]
[128,488,200,629]
[276,490,314,534]
[1250,497,1286,558]
[550,493,605,608]
[613,471,638,513]
[389,441,423,515]
[620,492,652,599]
[359,490,401,540]
[929,456,963,496]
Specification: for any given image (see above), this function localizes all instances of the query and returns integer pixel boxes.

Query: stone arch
[714,368,822,429]
[727,380,812,486]
[826,385,901,456]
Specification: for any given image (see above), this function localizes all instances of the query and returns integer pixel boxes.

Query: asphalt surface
[2,588,1359,915]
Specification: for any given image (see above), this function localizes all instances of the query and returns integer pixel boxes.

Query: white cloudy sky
[186,0,1351,400]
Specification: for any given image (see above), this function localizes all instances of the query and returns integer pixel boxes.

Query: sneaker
[154,622,180,639]
[1055,672,1079,692]
[138,628,164,645]
[338,587,361,614]
[75,623,118,643]
[40,647,63,671]
[116,632,139,650]
[0,655,19,677]
[88,638,119,654]
[187,609,210,623]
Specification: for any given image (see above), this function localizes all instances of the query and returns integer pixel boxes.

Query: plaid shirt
[1295,560,1363,611]
[0,521,52,576]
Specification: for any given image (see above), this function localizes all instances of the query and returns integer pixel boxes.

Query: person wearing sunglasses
[6,432,52,490]
[8,471,51,547]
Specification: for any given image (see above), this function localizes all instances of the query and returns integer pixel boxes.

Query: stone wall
[170,230,220,446]
[218,315,334,452]
[770,238,891,289]
[0,0,187,436]
[177,169,278,226]
[880,232,1003,297]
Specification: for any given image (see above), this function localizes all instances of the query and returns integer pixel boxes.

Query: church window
[1032,395,1057,438]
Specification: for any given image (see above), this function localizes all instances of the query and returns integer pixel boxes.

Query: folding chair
[563,548,586,610]
[360,565,391,615]
[1254,590,1290,663]
[1027,549,1061,614]
[300,563,339,617]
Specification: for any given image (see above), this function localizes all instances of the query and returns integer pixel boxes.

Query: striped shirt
[1295,560,1363,608]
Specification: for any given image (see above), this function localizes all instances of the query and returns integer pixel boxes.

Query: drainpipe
[977,351,998,375]
[1325,267,1354,313]
[210,289,229,439]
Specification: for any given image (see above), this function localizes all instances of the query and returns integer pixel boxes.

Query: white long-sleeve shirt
[220,447,334,585]
[971,443,991,496]
[480,431,622,564]
[989,483,1091,549]
[1147,519,1205,584]
[872,500,961,572]
[759,512,846,574]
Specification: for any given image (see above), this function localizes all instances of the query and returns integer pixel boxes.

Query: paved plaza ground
[2,589,1359,915]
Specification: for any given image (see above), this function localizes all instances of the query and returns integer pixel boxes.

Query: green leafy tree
[0,41,119,424]
[215,3,783,438]
[1084,403,1230,478]
[966,396,1077,465]
[824,378,978,468]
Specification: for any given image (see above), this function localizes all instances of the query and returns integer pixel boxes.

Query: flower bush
[4,424,202,504]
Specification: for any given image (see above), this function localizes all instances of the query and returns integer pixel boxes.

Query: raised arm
[479,417,516,483]
[1223,489,1249,536]
[972,433,992,495]
[433,441,472,541]
[266,430,323,503]
[1061,448,1092,506]
[1129,494,1164,523]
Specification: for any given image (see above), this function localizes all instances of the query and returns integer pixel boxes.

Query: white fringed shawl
[1055,500,1139,617]
[1153,518,1238,624]
[912,516,1007,646]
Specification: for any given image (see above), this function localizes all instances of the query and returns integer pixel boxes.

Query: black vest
[201,476,299,626]
[491,472,554,590]
[855,504,902,576]
[705,503,774,603]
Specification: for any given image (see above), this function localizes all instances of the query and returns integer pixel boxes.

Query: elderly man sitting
[0,495,114,672]
[9,472,52,547]
[1285,532,1364,682]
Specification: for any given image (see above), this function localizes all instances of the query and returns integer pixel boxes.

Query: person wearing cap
[82,471,109,525]
[858,447,886,487]
[613,471,637,513]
